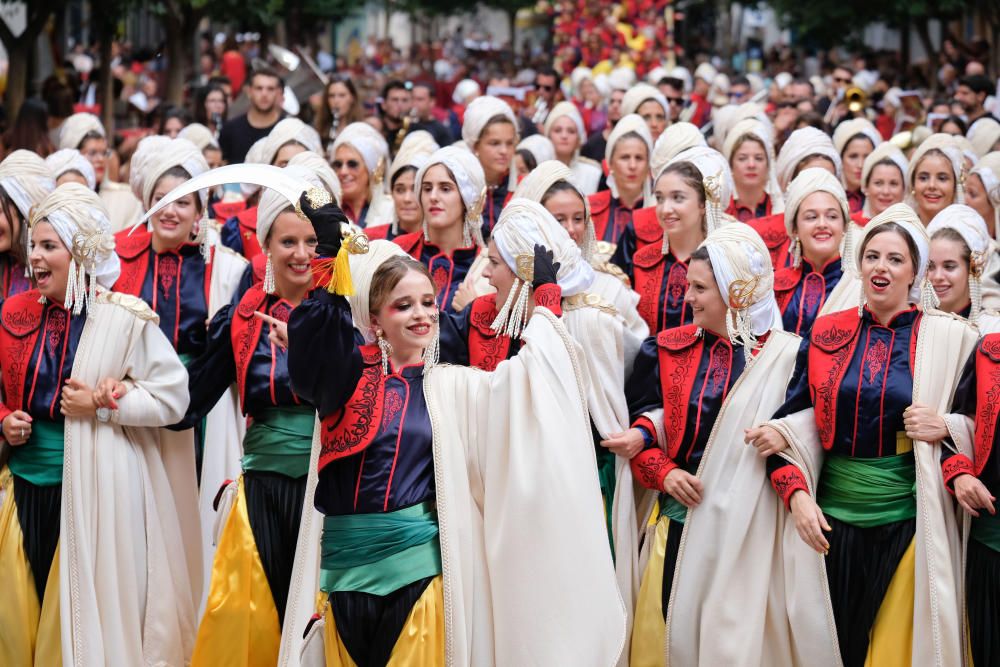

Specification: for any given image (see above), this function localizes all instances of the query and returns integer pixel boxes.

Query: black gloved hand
[532,243,560,290]
[299,191,350,258]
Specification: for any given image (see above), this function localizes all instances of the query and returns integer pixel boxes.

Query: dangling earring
[660,230,670,256]
[857,281,866,316]
[263,253,276,295]
[376,328,393,375]
[790,236,802,268]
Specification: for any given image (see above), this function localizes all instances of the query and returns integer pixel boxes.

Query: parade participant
[759,204,976,667]
[925,204,999,330]
[331,122,394,228]
[258,118,323,168]
[0,150,55,297]
[754,126,843,268]
[0,183,197,665]
[854,142,908,225]
[44,148,96,190]
[286,208,625,666]
[544,101,603,195]
[394,145,490,311]
[968,117,1000,158]
[514,159,648,341]
[906,133,965,225]
[832,118,882,214]
[621,83,670,142]
[57,112,143,230]
[723,118,784,222]
[966,151,1000,238]
[588,114,654,253]
[621,223,798,666]
[366,130,439,241]
[515,134,556,174]
[461,95,519,237]
[773,168,860,336]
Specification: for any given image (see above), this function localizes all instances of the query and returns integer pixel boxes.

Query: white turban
[415,146,487,247]
[860,203,930,304]
[517,134,556,165]
[489,198,595,337]
[45,149,97,190]
[571,67,593,97]
[968,118,1000,158]
[255,164,334,249]
[832,118,882,156]
[927,203,993,321]
[178,122,219,151]
[722,118,785,214]
[347,239,410,344]
[694,62,718,84]
[608,67,637,92]
[716,103,773,150]
[621,83,669,119]
[261,118,322,165]
[462,95,518,148]
[514,160,595,260]
[138,138,210,210]
[667,145,735,233]
[905,133,966,209]
[650,122,707,179]
[333,122,391,188]
[775,126,843,190]
[783,168,851,269]
[58,112,105,150]
[861,143,908,217]
[699,223,782,359]
[390,131,439,184]
[605,113,654,201]
[970,152,1000,238]
[29,182,121,314]
[129,135,173,203]
[452,79,481,106]
[287,150,342,205]
[543,101,586,146]
[0,150,56,219]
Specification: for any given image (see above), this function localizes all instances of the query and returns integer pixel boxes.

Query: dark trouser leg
[967,537,1000,667]
[12,476,61,603]
[660,518,686,621]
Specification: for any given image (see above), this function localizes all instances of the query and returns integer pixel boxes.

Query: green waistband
[971,510,1000,553]
[320,501,441,596]
[659,493,688,525]
[178,352,195,367]
[8,420,64,486]
[242,406,315,478]
[818,453,916,528]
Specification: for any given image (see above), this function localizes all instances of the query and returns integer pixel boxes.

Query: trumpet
[532,97,549,125]
[845,86,868,114]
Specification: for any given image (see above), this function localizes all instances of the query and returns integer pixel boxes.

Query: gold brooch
[515,253,534,282]
[728,274,760,310]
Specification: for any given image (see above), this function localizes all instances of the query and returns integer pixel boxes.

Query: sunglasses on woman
[332,159,362,171]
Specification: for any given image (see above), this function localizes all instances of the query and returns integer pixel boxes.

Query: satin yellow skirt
[0,471,61,667]
[321,575,445,666]
[630,515,670,667]
[192,476,281,667]
[864,538,915,667]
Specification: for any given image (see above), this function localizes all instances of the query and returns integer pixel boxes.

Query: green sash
[242,406,314,478]
[818,453,916,528]
[320,501,442,596]
[971,510,1000,554]
[659,493,688,525]
[8,420,64,487]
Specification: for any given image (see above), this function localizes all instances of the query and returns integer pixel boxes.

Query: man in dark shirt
[218,67,285,163]
[381,80,413,157]
[581,87,625,162]
[410,82,455,147]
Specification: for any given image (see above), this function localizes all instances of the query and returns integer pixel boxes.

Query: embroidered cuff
[0,405,12,440]
[941,453,974,493]
[533,284,562,316]
[770,464,809,510]
[630,448,677,491]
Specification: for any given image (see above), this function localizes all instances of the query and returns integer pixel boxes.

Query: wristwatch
[96,407,112,423]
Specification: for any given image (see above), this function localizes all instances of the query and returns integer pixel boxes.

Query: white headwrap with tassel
[722,118,785,214]
[970,152,1000,239]
[138,138,212,262]
[461,95,519,190]
[775,126,843,190]
[699,223,782,361]
[45,149,97,190]
[859,203,930,305]
[0,150,56,219]
[620,83,669,119]
[604,113,653,202]
[926,204,992,322]
[649,122,707,180]
[287,150,342,204]
[783,167,851,269]
[514,159,595,261]
[414,146,487,248]
[667,145,734,232]
[905,133,966,209]
[345,239,411,343]
[129,135,173,204]
[861,143,908,217]
[332,122,393,220]
[489,198,595,339]
[29,182,121,315]
[832,118,882,157]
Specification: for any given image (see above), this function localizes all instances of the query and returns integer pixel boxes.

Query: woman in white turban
[331,121,394,228]
[544,101,603,195]
[394,145,490,311]
[621,83,670,142]
[0,149,55,297]
[0,183,197,666]
[757,203,975,667]
[367,130,438,241]
[618,223,801,666]
[587,114,654,255]
[259,117,323,167]
[832,118,882,213]
[966,151,1000,239]
[462,95,520,235]
[723,118,784,222]
[775,126,843,192]
[515,133,556,174]
[906,133,965,225]
[856,142,908,224]
[57,112,143,230]
[772,168,861,336]
[286,202,625,666]
[44,148,96,190]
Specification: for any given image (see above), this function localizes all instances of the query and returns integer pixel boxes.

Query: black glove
[532,243,560,290]
[299,191,349,257]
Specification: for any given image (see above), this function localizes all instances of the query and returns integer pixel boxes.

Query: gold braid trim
[562,292,618,315]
